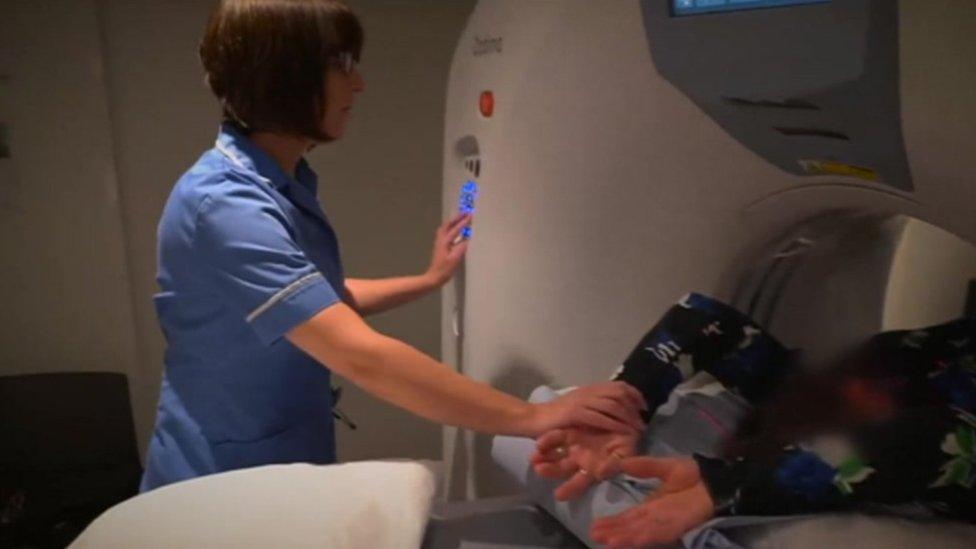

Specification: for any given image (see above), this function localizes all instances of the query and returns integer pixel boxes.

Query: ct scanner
[71,1,976,547]
[433,0,976,546]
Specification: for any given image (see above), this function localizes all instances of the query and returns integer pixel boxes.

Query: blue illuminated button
[458,181,478,239]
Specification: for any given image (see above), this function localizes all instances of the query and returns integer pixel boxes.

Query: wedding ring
[554,446,568,457]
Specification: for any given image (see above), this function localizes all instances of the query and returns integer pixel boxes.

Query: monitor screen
[672,0,829,17]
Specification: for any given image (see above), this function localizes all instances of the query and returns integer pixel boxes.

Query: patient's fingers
[594,446,632,479]
[535,430,567,455]
[590,527,611,545]
[592,522,635,548]
[617,456,681,480]
[534,462,567,479]
[591,505,648,545]
[531,431,569,467]
[554,469,596,501]
[591,515,630,545]
[607,518,655,549]
[617,503,649,524]
[535,454,578,478]
[591,510,630,532]
[620,507,674,548]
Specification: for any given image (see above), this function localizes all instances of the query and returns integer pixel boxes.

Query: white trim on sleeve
[246,272,325,323]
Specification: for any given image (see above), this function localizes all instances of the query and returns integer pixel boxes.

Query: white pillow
[70,461,437,549]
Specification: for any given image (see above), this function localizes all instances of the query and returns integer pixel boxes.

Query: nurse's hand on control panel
[426,213,472,286]
[343,214,472,316]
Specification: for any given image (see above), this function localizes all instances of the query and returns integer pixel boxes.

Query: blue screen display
[672,0,828,16]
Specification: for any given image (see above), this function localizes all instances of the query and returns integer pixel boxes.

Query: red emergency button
[479,91,494,118]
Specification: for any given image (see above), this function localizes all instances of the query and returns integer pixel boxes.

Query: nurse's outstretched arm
[344,214,471,316]
[287,302,646,437]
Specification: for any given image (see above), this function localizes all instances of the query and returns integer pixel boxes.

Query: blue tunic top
[141,124,344,491]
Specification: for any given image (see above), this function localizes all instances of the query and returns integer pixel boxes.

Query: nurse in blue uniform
[141,0,646,492]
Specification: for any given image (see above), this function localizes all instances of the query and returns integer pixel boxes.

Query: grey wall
[96,0,222,460]
[0,2,139,392]
[1,0,474,464]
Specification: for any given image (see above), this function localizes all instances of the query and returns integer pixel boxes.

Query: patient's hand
[531,426,641,501]
[590,457,715,549]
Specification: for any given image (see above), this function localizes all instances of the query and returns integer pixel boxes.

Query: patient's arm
[590,412,972,549]
[540,373,976,547]
[591,407,976,549]
[552,305,976,547]
[612,293,792,417]
[531,294,789,500]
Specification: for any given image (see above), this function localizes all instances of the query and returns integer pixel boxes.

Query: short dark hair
[199,0,363,140]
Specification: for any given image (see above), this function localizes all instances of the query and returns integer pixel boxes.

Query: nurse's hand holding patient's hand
[528,382,647,436]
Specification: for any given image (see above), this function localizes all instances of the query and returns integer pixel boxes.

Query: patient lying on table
[531,294,976,548]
